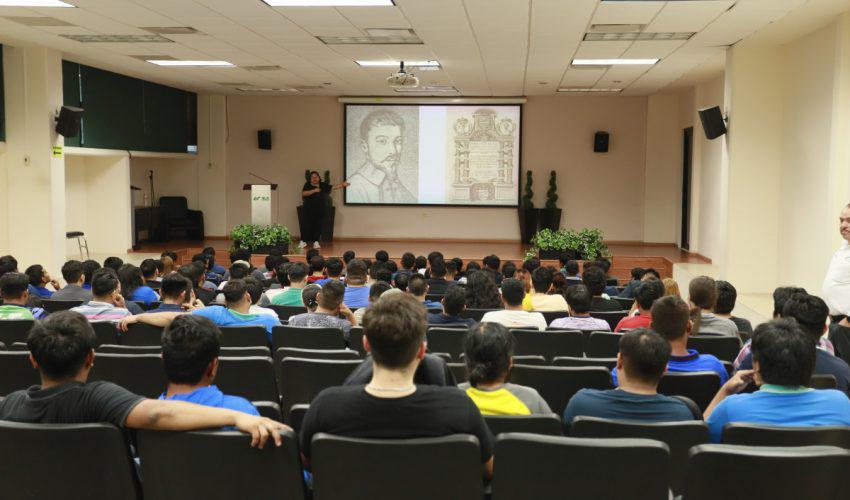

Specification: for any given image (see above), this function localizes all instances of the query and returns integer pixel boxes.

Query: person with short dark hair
[428,285,476,326]
[369,262,393,285]
[465,270,503,310]
[444,260,458,282]
[583,266,621,312]
[307,255,326,283]
[563,328,695,429]
[160,315,259,415]
[289,280,357,338]
[481,278,546,331]
[594,258,620,297]
[615,278,665,332]
[500,261,516,280]
[271,262,310,306]
[201,247,226,276]
[459,323,550,415]
[394,271,410,292]
[704,319,850,442]
[713,280,753,335]
[117,264,159,307]
[0,311,286,445]
[482,255,503,284]
[522,266,568,312]
[343,259,371,308]
[242,277,279,319]
[414,255,428,273]
[149,274,198,313]
[51,260,94,302]
[81,259,101,291]
[140,259,161,290]
[549,285,610,331]
[374,250,389,263]
[299,293,494,477]
[103,256,123,272]
[689,276,738,336]
[71,269,132,322]
[24,264,60,298]
[400,252,416,272]
[617,267,645,298]
[342,250,356,265]
[522,257,539,274]
[407,274,443,309]
[178,263,217,306]
[426,256,455,296]
[561,259,582,285]
[0,272,46,319]
[316,257,344,286]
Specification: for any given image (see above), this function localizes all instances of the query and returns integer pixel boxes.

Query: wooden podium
[242,183,278,225]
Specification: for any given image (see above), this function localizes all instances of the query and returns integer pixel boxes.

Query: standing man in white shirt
[823,205,850,317]
[481,278,547,331]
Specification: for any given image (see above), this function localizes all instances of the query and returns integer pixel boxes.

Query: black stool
[66,231,89,260]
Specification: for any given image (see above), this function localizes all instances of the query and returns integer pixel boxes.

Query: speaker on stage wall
[594,131,609,153]
[258,129,272,150]
[698,106,727,140]
[55,106,84,137]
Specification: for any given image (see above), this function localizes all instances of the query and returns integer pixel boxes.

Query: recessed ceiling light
[147,60,234,67]
[572,58,659,66]
[263,0,394,6]
[584,32,694,41]
[356,60,439,67]
[142,26,200,35]
[4,16,74,26]
[0,0,74,6]
[394,85,457,93]
[236,87,298,93]
[319,35,422,45]
[63,34,172,43]
[558,88,623,93]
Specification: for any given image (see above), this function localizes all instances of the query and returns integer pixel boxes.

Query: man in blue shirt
[159,315,258,416]
[427,285,476,326]
[148,274,199,313]
[343,259,371,309]
[612,295,728,386]
[704,319,850,442]
[408,274,443,310]
[563,328,695,430]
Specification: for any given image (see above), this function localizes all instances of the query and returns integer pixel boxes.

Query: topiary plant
[522,171,534,208]
[304,169,311,182]
[545,170,558,209]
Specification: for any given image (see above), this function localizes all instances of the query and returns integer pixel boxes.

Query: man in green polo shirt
[0,272,45,320]
[271,262,310,306]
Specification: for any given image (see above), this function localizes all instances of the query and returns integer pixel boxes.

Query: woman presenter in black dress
[300,171,349,249]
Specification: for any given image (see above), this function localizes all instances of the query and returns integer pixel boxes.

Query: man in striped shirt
[71,268,132,322]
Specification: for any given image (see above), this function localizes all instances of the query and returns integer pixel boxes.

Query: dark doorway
[681,127,693,250]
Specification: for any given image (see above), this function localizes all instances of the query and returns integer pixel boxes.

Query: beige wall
[0,146,7,253]
[224,95,651,241]
[644,94,681,244]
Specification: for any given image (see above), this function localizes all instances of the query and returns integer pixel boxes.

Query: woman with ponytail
[458,323,552,415]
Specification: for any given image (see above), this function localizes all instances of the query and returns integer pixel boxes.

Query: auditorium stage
[133,238,709,283]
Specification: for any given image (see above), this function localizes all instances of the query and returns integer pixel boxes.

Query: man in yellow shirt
[522,266,568,312]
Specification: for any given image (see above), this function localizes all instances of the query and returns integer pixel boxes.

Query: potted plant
[575,227,609,260]
[518,171,539,244]
[230,223,291,254]
[538,170,562,231]
[530,227,609,260]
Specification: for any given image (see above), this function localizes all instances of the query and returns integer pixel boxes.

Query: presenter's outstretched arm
[330,181,350,191]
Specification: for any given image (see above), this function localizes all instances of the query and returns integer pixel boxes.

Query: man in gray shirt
[50,260,93,302]
[689,276,738,336]
[287,280,357,340]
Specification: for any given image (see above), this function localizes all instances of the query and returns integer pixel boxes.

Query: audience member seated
[427,256,455,296]
[244,277,280,318]
[203,246,227,276]
[160,255,175,278]
[288,280,356,339]
[149,274,198,313]
[192,253,222,288]
[260,255,283,282]
[408,275,443,310]
[563,328,695,429]
[704,319,850,442]
[482,255,503,285]
[549,285,610,331]
[160,315,259,415]
[81,259,101,291]
[338,259,369,309]
[612,296,728,386]
[307,255,326,283]
[316,257,343,286]
[342,250,356,266]
[458,323,551,415]
[271,262,309,306]
[368,262,393,286]
[444,260,459,282]
[736,293,850,391]
[465,270,503,310]
[140,258,161,290]
[481,278,546,331]
[71,269,132,322]
[583,267,621,312]
[178,263,217,306]
[0,311,285,444]
[689,276,739,336]
[51,260,93,302]
[522,266,568,312]
[714,280,753,335]
[662,277,680,298]
[617,267,645,299]
[299,293,494,477]
[615,278,665,332]
[588,259,619,296]
[217,262,250,291]
[394,271,410,293]
[0,255,45,298]
[559,256,582,285]
[0,272,46,319]
[374,249,389,265]
[117,264,159,307]
[353,281,393,324]
[258,262,290,306]
[103,256,123,272]
[24,264,59,298]
[428,285,477,327]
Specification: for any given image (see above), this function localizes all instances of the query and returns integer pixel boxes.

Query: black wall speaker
[594,131,609,153]
[698,106,727,140]
[258,129,272,150]
[55,106,84,137]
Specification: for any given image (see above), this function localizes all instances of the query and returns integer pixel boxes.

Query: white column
[197,94,228,236]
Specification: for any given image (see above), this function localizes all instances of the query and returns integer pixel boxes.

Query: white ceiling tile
[645,1,735,33]
[592,1,665,25]
[336,5,410,29]
[574,40,633,59]
[621,40,686,59]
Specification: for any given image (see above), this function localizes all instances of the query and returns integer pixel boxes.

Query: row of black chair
[460,308,632,329]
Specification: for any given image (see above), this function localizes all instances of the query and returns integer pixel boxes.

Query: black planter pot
[538,249,562,260]
[234,242,290,255]
[538,208,562,231]
[518,207,539,244]
[320,207,335,243]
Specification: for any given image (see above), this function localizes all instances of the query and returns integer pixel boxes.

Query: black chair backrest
[687,335,742,362]
[552,356,618,369]
[90,321,120,347]
[0,422,140,499]
[98,344,160,354]
[613,297,634,309]
[216,356,278,402]
[460,308,497,322]
[218,326,270,348]
[275,347,360,364]
[222,346,271,357]
[254,401,283,422]
[311,433,484,500]
[278,358,361,421]
[121,323,164,346]
[426,327,468,360]
[132,301,148,311]
[425,294,444,303]
[272,325,345,351]
[491,433,670,500]
[541,310,569,325]
[585,332,622,358]
[0,319,35,347]
[266,304,307,321]
[88,353,166,398]
[0,351,40,396]
[509,365,613,415]
[41,299,83,313]
[571,416,710,494]
[137,428,305,500]
[348,326,365,356]
[657,371,721,412]
[9,341,28,351]
[511,355,547,366]
[810,374,838,390]
[723,423,850,449]
[289,404,310,434]
[590,310,629,330]
[448,362,468,383]
[511,329,583,361]
[485,414,563,437]
[684,444,850,500]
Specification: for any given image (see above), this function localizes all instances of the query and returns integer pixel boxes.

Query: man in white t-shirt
[823,204,850,316]
[481,278,547,331]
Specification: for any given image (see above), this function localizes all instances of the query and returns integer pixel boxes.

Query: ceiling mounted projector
[386,61,419,89]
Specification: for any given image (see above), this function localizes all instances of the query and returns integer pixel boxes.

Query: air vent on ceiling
[319,35,422,44]
[295,85,325,90]
[589,24,644,33]
[62,34,173,43]
[242,65,283,71]
[216,82,252,86]
[236,87,298,93]
[4,16,74,27]
[130,55,175,61]
[142,26,200,35]
[585,32,694,41]
[394,85,457,93]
